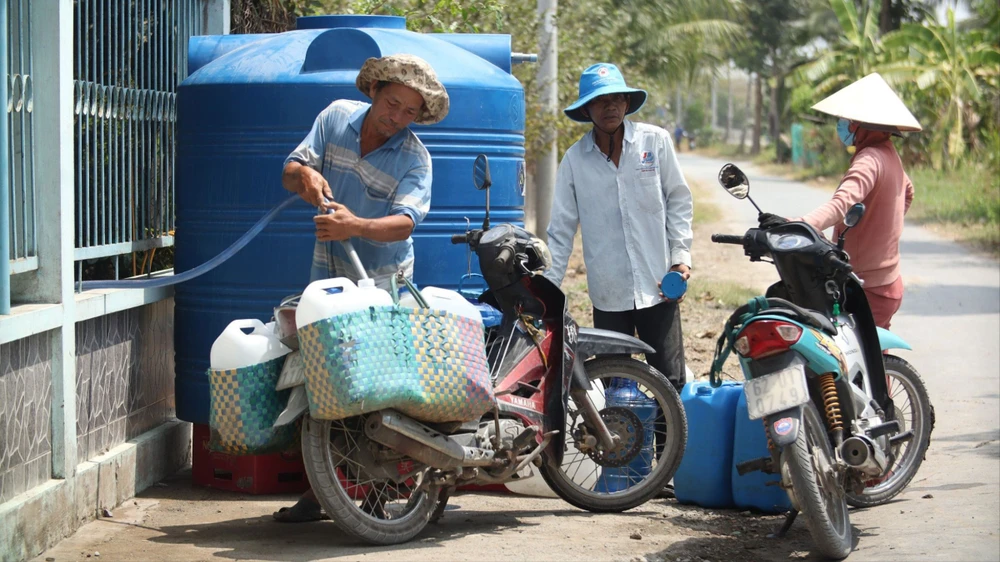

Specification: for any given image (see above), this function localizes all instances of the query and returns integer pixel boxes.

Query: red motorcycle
[282,155,687,545]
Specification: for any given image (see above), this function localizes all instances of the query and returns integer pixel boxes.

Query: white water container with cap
[210,318,292,371]
[296,277,394,329]
[398,286,482,322]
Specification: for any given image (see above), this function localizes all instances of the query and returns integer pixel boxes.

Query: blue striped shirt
[285,100,433,289]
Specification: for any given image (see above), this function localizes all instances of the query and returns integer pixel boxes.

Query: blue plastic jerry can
[595,377,658,492]
[732,391,793,513]
[674,381,743,508]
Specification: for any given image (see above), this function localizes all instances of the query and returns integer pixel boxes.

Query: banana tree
[880,8,1000,168]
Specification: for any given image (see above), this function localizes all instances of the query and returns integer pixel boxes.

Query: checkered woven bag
[297,280,493,423]
[207,356,301,455]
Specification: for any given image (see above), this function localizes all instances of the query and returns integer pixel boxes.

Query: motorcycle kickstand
[430,486,453,524]
[768,509,798,539]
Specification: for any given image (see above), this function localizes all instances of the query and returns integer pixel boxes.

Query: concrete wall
[0,333,53,504]
[75,299,176,463]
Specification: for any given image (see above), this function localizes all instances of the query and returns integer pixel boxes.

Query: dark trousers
[594,300,686,392]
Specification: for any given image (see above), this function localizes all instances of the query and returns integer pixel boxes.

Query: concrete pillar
[203,0,231,35]
[30,0,78,478]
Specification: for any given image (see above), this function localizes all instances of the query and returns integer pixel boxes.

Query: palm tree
[880,8,1000,167]
[797,0,884,98]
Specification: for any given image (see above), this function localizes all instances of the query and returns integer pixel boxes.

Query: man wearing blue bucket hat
[546,63,693,393]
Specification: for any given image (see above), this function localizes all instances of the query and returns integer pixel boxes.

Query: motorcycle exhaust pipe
[840,435,888,477]
[364,410,495,471]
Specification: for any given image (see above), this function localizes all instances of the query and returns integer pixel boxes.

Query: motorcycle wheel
[301,415,436,545]
[782,402,853,560]
[847,355,934,508]
[538,357,687,512]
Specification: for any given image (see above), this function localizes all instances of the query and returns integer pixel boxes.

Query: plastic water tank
[594,378,658,492]
[174,15,526,424]
[674,381,743,508]
[732,391,794,513]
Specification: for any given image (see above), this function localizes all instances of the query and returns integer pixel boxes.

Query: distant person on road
[787,73,921,328]
[545,62,693,393]
[673,124,685,153]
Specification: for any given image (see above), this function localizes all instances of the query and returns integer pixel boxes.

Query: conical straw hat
[811,73,922,132]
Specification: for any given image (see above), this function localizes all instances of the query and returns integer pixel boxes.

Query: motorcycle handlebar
[711,234,745,245]
[825,252,853,273]
[451,233,469,244]
[493,246,515,269]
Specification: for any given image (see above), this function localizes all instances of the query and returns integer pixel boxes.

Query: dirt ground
[33,180,822,562]
[32,469,820,562]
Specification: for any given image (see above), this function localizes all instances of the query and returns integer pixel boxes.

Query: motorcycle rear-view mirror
[844,203,865,228]
[473,154,492,191]
[717,163,763,214]
[718,163,750,199]
[473,154,492,230]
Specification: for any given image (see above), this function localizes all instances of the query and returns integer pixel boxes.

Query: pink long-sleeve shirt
[801,140,914,288]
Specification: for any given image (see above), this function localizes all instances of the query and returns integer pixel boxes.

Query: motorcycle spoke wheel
[847,355,933,508]
[782,402,853,560]
[301,415,435,545]
[539,357,687,513]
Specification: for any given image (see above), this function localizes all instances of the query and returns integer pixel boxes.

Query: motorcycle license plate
[744,365,809,420]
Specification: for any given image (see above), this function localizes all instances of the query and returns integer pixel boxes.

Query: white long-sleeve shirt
[545,119,693,312]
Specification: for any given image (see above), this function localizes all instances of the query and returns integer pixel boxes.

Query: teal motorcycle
[709,164,934,560]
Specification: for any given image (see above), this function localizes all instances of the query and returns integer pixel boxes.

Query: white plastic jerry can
[398,285,482,322]
[210,318,293,371]
[295,277,394,329]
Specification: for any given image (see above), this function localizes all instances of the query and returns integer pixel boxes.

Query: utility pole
[534,0,557,241]
[726,62,733,144]
[710,71,718,131]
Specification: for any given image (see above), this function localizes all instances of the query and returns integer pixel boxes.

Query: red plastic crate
[192,424,310,495]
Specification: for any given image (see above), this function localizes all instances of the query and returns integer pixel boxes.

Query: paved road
[680,153,1000,561]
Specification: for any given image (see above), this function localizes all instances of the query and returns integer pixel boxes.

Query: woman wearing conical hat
[793,73,922,329]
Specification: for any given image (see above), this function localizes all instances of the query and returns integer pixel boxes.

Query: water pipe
[80,194,371,290]
[80,195,302,290]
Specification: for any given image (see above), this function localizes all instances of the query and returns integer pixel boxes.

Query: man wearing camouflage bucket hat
[282,53,449,290]
[276,53,448,523]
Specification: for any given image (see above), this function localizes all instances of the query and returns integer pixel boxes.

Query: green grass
[689,180,722,226]
[687,278,760,309]
[907,163,1000,256]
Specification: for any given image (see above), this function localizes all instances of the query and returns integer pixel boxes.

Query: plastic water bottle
[210,318,291,371]
[595,377,658,492]
[398,285,482,323]
[296,277,393,329]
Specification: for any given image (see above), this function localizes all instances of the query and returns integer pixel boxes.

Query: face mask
[837,118,856,147]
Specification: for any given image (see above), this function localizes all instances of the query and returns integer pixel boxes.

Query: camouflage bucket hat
[356,54,450,125]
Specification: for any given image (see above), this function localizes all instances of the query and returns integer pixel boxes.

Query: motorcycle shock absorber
[818,373,845,446]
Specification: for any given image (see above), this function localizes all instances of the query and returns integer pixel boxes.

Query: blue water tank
[674,381,743,508]
[732,392,793,513]
[174,15,526,425]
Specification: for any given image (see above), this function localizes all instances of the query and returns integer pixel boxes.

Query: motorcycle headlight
[528,237,552,272]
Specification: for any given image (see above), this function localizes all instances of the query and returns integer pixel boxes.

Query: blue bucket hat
[564,63,647,123]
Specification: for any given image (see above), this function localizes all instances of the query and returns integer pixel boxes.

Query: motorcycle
[709,164,934,559]
[270,154,687,545]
